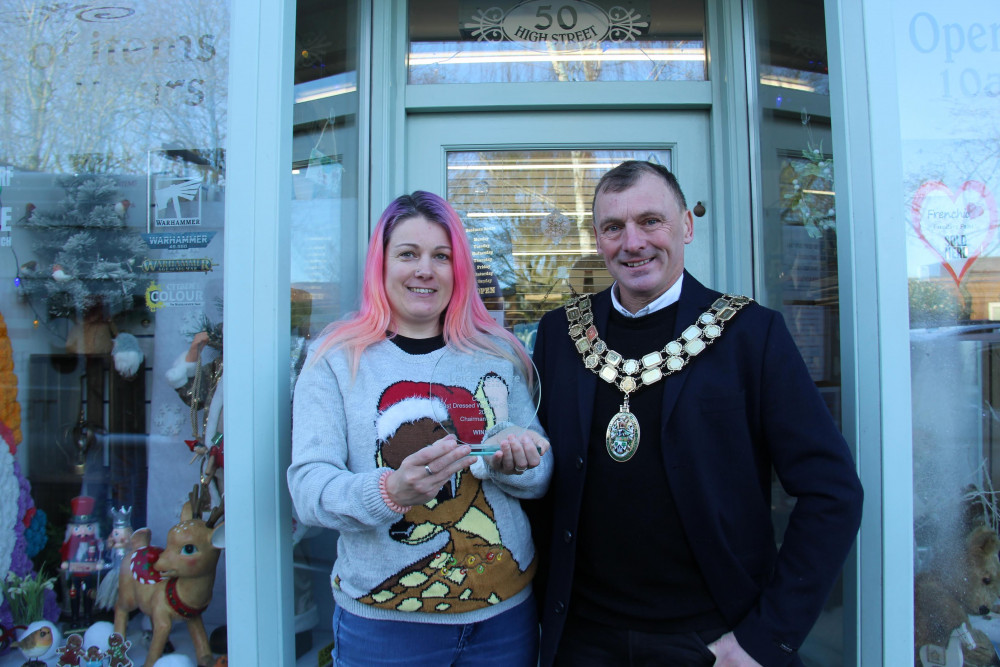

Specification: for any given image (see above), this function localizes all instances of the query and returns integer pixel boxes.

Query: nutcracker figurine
[96,506,133,611]
[106,506,133,569]
[59,496,103,626]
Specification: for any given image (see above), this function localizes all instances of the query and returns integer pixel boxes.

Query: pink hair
[312,192,533,383]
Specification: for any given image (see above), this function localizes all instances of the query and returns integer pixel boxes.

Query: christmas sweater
[288,337,551,624]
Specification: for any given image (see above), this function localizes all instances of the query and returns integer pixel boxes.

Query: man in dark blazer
[530,161,863,666]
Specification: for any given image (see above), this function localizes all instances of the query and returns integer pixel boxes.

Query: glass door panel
[289,1,362,664]
[751,0,847,664]
[407,110,712,352]
[889,0,1000,664]
[446,148,670,350]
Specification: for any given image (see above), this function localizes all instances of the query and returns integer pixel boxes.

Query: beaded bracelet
[378,470,411,514]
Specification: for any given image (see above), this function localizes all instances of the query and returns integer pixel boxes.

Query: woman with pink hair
[289,191,551,666]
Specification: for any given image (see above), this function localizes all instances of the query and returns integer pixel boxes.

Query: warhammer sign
[142,231,216,250]
[140,258,214,273]
[153,175,203,226]
[461,0,649,50]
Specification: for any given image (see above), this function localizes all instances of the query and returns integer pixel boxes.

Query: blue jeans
[332,596,539,666]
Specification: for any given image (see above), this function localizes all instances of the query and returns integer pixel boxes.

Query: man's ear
[593,224,606,257]
[683,210,694,244]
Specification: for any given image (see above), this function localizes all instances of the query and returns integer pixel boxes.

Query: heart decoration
[911,180,999,286]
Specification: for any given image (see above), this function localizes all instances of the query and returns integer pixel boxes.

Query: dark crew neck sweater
[570,303,727,633]
[389,333,445,355]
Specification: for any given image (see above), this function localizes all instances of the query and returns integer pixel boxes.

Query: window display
[900,1,1000,661]
[0,2,231,664]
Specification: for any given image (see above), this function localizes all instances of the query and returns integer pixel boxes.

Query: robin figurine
[12,623,57,666]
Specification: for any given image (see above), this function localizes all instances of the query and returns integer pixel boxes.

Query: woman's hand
[383,434,473,507]
[487,429,550,475]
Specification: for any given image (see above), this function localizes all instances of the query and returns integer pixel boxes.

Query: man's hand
[707,632,763,667]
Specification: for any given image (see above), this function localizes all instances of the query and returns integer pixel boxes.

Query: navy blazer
[529,272,863,667]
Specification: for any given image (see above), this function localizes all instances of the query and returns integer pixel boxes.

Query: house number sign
[462,0,650,50]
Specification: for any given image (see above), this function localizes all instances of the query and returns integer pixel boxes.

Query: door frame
[369,0,753,294]
[365,3,869,665]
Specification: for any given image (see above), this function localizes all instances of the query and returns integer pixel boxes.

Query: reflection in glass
[408,0,706,84]
[291,0,361,333]
[445,149,670,353]
[754,0,830,94]
[288,1,361,663]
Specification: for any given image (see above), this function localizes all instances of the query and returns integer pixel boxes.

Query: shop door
[406,110,712,349]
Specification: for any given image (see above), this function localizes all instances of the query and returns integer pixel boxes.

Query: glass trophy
[427,349,542,455]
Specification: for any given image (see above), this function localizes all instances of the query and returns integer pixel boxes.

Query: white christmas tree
[17,175,148,324]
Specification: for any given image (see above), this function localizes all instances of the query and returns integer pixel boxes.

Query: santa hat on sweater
[376,381,485,444]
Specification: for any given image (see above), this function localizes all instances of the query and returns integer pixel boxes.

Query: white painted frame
[827,0,912,664]
[224,1,296,664]
[215,0,896,663]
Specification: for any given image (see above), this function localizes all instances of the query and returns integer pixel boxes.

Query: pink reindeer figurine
[113,483,225,666]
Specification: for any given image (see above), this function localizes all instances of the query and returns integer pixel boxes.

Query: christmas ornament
[59,496,103,626]
[68,377,98,475]
[12,620,61,665]
[105,632,132,667]
[82,645,103,667]
[111,332,144,379]
[95,507,132,610]
[56,633,83,666]
[112,483,224,667]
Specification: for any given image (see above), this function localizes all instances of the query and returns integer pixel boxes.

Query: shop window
[407,0,707,85]
[0,2,230,665]
[897,2,1000,663]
